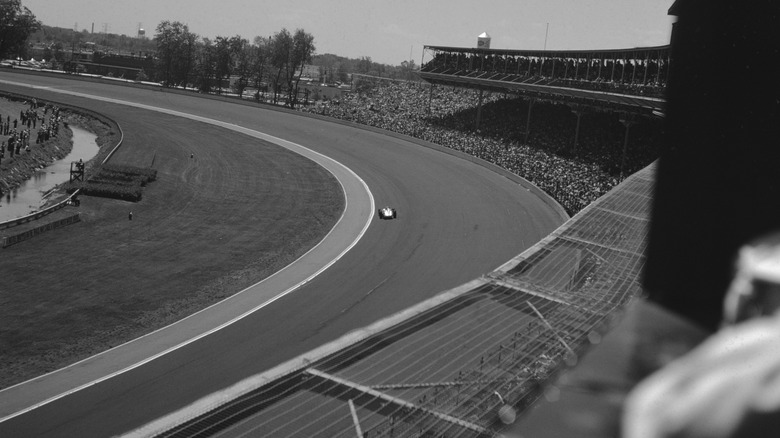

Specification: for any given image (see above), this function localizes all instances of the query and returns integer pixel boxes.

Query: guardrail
[0,92,124,230]
[0,190,80,231]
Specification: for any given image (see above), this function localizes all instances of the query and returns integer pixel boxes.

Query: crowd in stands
[423,50,669,98]
[300,78,662,215]
[0,99,63,164]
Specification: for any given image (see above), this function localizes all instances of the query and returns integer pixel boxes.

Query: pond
[0,126,99,222]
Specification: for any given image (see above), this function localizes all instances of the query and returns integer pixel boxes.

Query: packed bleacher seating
[301,78,662,215]
[422,47,670,98]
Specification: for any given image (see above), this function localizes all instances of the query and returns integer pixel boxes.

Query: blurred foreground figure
[626,234,780,437]
[623,309,780,438]
[628,0,780,436]
[643,0,780,331]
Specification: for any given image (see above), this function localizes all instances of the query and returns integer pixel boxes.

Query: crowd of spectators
[1,99,63,165]
[300,78,662,215]
[423,50,669,98]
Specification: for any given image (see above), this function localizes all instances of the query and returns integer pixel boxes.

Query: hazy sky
[22,0,675,65]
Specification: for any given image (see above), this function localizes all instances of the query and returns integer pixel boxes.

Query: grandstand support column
[475,89,484,130]
[665,53,671,85]
[585,56,590,79]
[611,55,616,82]
[618,114,635,179]
[598,56,603,80]
[524,98,535,143]
[621,57,627,82]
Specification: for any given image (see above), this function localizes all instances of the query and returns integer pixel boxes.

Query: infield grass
[0,105,344,389]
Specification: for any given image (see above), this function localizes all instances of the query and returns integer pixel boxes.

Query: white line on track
[0,79,375,423]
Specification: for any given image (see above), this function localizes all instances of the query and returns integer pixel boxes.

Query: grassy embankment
[0,98,75,198]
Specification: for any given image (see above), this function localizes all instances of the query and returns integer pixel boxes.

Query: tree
[211,35,245,95]
[195,37,217,93]
[0,0,41,59]
[268,28,315,107]
[356,56,373,74]
[154,20,196,87]
[399,59,417,81]
[287,29,315,107]
[230,37,253,96]
[177,30,198,88]
[336,63,349,83]
[268,28,292,104]
[212,36,231,94]
[250,36,270,97]
[51,42,64,62]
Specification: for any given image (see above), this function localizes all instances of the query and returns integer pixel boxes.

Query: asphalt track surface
[0,71,563,437]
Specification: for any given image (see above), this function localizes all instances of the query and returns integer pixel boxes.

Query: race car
[378,206,397,220]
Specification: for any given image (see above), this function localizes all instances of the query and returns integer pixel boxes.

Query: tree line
[2,1,421,104]
[154,21,315,107]
[152,21,419,103]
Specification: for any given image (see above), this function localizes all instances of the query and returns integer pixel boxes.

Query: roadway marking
[0,78,375,423]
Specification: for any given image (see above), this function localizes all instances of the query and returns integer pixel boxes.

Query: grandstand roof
[424,44,670,59]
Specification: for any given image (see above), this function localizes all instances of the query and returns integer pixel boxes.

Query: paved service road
[0,71,563,437]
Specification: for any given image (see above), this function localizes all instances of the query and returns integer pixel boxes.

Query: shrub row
[98,164,157,185]
[67,181,143,202]
[66,164,157,202]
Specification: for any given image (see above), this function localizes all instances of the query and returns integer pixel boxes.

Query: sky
[22,0,676,65]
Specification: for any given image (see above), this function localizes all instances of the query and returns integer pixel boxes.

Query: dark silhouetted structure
[644,0,780,331]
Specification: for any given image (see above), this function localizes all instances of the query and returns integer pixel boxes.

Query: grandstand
[305,77,663,215]
[416,44,667,183]
[419,45,668,108]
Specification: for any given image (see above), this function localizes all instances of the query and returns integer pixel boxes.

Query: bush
[66,163,157,202]
[99,164,157,183]
[67,181,143,202]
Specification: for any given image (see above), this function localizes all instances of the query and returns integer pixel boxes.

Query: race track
[0,71,563,437]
